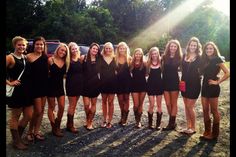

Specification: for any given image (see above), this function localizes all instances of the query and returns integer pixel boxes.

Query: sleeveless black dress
[66,60,83,96]
[82,56,101,98]
[29,54,48,98]
[130,66,147,92]
[181,56,201,99]
[146,68,164,96]
[47,60,66,97]
[201,57,224,98]
[162,58,180,91]
[116,62,132,94]
[7,54,32,108]
[99,57,117,94]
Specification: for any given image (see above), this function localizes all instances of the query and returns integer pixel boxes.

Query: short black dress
[47,60,66,97]
[116,62,132,94]
[181,56,201,99]
[65,60,83,96]
[146,68,164,96]
[162,58,180,91]
[29,54,48,98]
[99,57,117,94]
[82,56,101,98]
[7,54,32,108]
[201,56,224,98]
[130,66,147,92]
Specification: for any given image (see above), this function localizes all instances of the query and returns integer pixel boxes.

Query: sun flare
[211,0,229,16]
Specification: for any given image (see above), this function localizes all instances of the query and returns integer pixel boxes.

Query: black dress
[99,57,117,94]
[201,56,224,98]
[116,62,132,94]
[47,60,66,97]
[181,56,201,99]
[162,58,180,91]
[82,56,101,98]
[7,54,32,108]
[29,54,48,98]
[146,68,164,96]
[130,66,147,92]
[66,60,83,96]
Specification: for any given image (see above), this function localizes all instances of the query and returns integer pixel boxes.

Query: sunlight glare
[128,0,206,52]
[212,0,229,16]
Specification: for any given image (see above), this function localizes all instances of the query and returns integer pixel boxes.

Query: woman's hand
[8,80,21,86]
[208,79,219,85]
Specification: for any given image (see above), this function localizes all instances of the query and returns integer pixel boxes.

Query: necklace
[151,62,158,66]
[12,52,22,59]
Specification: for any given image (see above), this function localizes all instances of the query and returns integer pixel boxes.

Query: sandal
[106,123,113,129]
[34,133,45,141]
[101,122,107,128]
[26,133,34,142]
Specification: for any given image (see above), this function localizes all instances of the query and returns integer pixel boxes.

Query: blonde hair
[115,41,131,66]
[68,42,81,60]
[147,47,161,74]
[54,43,70,72]
[130,48,145,71]
[12,36,28,48]
[101,42,115,57]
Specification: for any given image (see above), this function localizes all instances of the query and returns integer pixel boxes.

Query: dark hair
[86,42,100,63]
[32,36,47,55]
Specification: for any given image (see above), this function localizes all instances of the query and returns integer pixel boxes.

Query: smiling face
[118,44,127,56]
[90,45,99,56]
[57,46,67,58]
[15,40,27,54]
[189,41,198,53]
[34,40,45,53]
[205,44,215,57]
[134,49,143,61]
[169,42,178,57]
[70,44,79,56]
[104,44,113,56]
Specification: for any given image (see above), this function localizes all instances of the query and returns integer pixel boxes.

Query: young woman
[200,42,230,140]
[146,47,163,130]
[47,43,70,137]
[82,43,101,130]
[180,37,202,135]
[99,42,117,128]
[115,42,132,126]
[162,39,182,131]
[6,36,32,149]
[65,42,84,133]
[26,36,48,141]
[130,48,147,128]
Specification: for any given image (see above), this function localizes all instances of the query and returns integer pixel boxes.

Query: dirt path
[6,78,230,157]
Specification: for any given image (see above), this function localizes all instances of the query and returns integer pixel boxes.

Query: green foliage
[6,0,229,60]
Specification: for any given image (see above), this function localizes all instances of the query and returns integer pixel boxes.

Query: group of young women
[6,36,230,150]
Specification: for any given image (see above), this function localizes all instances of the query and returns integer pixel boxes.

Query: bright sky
[211,0,229,16]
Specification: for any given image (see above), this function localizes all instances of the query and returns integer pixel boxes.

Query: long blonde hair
[101,42,115,58]
[68,42,81,61]
[54,43,70,72]
[147,47,161,74]
[130,48,145,71]
[115,41,131,66]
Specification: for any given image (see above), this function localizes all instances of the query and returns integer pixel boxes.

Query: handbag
[6,55,26,97]
[179,81,186,92]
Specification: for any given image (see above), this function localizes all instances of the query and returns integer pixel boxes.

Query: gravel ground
[6,78,230,157]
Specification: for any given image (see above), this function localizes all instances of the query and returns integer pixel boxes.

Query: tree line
[6,0,229,60]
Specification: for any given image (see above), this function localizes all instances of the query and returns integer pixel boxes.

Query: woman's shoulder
[212,56,224,65]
